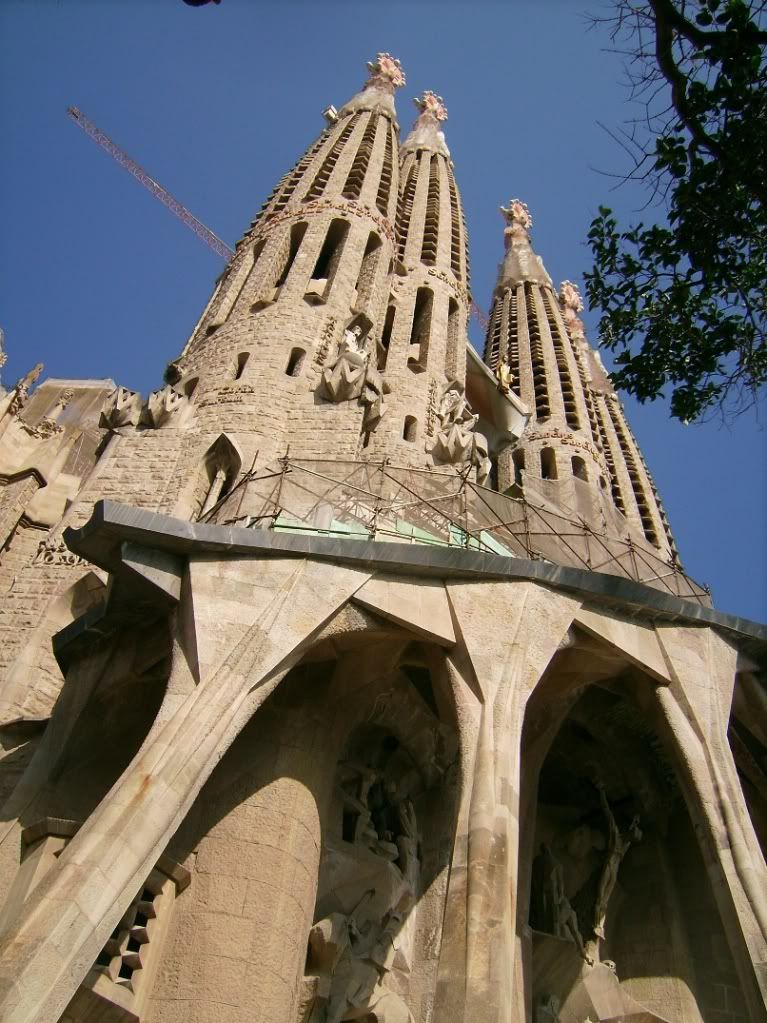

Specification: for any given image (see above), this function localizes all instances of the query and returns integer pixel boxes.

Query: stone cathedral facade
[0,54,764,1023]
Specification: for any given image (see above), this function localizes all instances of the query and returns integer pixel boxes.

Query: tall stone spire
[484,200,678,560]
[162,55,407,504]
[361,90,473,469]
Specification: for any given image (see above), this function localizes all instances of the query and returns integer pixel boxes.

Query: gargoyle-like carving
[141,384,186,429]
[319,325,390,433]
[99,386,143,430]
[8,362,43,417]
[430,384,491,484]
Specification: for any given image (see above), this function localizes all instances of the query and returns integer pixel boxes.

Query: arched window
[572,455,587,481]
[540,447,558,481]
[307,219,350,302]
[446,298,461,380]
[407,287,433,373]
[197,435,242,520]
[354,232,382,313]
[403,416,417,443]
[286,348,306,377]
[274,222,308,290]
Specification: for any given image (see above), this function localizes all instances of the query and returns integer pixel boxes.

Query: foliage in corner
[585,0,767,421]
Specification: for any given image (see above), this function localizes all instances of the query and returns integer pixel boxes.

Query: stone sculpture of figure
[8,362,43,416]
[592,783,642,941]
[319,324,371,404]
[540,843,593,966]
[431,383,478,465]
[535,993,561,1023]
[431,383,491,484]
[495,360,513,394]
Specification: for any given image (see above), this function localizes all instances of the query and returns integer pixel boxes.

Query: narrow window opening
[234,353,249,380]
[420,155,440,266]
[407,287,433,373]
[403,416,417,442]
[513,448,525,486]
[572,455,587,481]
[540,447,557,481]
[378,305,395,371]
[342,113,378,200]
[305,118,356,200]
[375,125,395,216]
[183,377,198,398]
[286,347,307,377]
[310,219,350,292]
[446,298,460,380]
[354,232,382,313]
[274,222,308,289]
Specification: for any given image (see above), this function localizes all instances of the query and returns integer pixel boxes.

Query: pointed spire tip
[365,53,406,90]
[413,90,448,122]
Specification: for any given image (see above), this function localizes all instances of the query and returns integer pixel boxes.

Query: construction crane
[67,106,234,261]
[66,106,490,332]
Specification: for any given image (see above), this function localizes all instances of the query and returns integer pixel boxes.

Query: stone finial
[500,199,533,232]
[413,90,448,122]
[365,53,406,91]
[559,280,584,315]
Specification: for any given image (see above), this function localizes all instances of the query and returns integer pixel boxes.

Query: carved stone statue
[99,386,143,430]
[8,362,43,417]
[592,784,641,941]
[539,843,593,966]
[495,360,513,394]
[319,324,390,432]
[319,325,370,404]
[430,383,492,484]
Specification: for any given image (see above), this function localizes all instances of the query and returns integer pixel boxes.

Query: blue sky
[1,0,764,621]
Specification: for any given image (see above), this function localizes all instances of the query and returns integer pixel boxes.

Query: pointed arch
[196,434,243,520]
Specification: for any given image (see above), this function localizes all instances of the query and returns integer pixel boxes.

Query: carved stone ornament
[366,52,406,90]
[559,280,584,315]
[22,417,63,441]
[430,384,492,484]
[140,384,186,429]
[34,536,84,568]
[500,198,533,232]
[99,386,143,430]
[413,90,447,122]
[318,325,390,433]
[8,362,43,417]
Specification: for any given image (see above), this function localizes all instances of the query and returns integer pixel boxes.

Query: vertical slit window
[234,353,249,380]
[407,287,433,372]
[513,448,525,486]
[420,156,440,266]
[396,158,419,263]
[354,232,382,312]
[403,416,417,442]
[447,167,464,280]
[267,128,331,218]
[310,219,350,292]
[595,399,626,514]
[525,284,551,420]
[606,400,660,546]
[572,456,587,481]
[342,114,378,200]
[487,301,503,369]
[445,299,461,380]
[541,291,581,430]
[274,222,308,289]
[305,118,357,200]
[375,125,395,216]
[378,305,395,371]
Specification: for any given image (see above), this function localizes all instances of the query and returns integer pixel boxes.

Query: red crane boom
[66,106,235,261]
